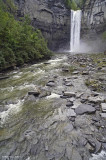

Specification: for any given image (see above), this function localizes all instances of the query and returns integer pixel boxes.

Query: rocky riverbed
[0,52,106,160]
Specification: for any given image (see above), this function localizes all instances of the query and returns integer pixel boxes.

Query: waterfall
[70,10,82,52]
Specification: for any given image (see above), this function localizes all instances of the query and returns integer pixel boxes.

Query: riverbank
[0,52,106,160]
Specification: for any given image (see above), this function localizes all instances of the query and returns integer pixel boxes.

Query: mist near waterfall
[79,38,106,53]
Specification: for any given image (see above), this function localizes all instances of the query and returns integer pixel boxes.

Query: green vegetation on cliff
[65,0,86,10]
[0,0,51,71]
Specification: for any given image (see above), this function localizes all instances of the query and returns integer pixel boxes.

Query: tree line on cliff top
[65,0,86,10]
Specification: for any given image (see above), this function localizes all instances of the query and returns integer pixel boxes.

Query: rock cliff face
[15,0,70,50]
[82,0,106,39]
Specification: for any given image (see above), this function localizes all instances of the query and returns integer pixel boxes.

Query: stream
[0,53,106,160]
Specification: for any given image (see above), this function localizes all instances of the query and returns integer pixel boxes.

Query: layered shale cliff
[82,0,106,39]
[15,0,70,50]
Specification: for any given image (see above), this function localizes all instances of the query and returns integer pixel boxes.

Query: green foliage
[74,0,86,9]
[65,0,86,10]
[65,0,78,10]
[0,0,51,71]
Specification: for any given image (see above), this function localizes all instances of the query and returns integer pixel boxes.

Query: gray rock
[27,95,37,101]
[0,106,8,112]
[75,104,96,115]
[66,109,76,117]
[101,103,106,112]
[66,101,73,107]
[46,82,55,87]
[71,149,82,160]
[65,82,73,86]
[28,89,40,97]
[62,68,69,72]
[87,138,102,154]
[100,113,106,118]
[63,92,76,97]
[88,96,105,104]
[82,71,89,75]
[64,123,73,133]
[44,62,51,65]
[73,71,79,74]
[39,90,51,98]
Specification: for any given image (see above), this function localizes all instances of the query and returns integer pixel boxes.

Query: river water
[0,53,106,160]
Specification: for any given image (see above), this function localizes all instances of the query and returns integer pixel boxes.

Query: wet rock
[27,95,37,101]
[65,82,73,86]
[28,89,40,97]
[100,113,106,118]
[0,106,8,112]
[101,103,106,112]
[73,71,79,74]
[48,80,55,83]
[63,92,76,97]
[92,117,99,122]
[5,100,19,105]
[88,96,105,104]
[64,123,73,133]
[30,144,38,155]
[87,138,102,154]
[66,145,73,159]
[69,97,76,102]
[79,137,87,146]
[66,108,76,117]
[82,71,89,75]
[86,142,95,153]
[75,104,96,115]
[60,95,69,99]
[97,136,106,143]
[0,76,9,80]
[45,142,49,151]
[71,149,82,160]
[66,101,73,107]
[24,130,38,144]
[69,117,75,122]
[62,68,69,72]
[44,62,51,65]
[102,143,106,150]
[39,90,51,98]
[94,122,101,128]
[46,82,55,87]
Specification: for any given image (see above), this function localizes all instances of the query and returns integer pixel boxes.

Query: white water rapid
[70,10,81,52]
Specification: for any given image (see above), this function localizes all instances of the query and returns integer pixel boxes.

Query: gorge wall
[82,0,106,41]
[14,0,106,51]
[15,0,70,51]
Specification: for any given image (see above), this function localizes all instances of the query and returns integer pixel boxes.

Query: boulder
[63,92,76,97]
[65,82,73,86]
[46,82,55,87]
[28,89,40,97]
[100,113,106,118]
[66,101,73,107]
[101,103,106,112]
[75,104,96,115]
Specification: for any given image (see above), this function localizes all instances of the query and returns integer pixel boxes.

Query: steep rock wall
[15,0,70,50]
[82,0,106,39]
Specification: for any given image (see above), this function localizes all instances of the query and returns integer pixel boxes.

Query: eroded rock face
[15,0,70,50]
[82,0,106,38]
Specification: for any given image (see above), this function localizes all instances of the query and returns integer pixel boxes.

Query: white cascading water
[70,10,82,52]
